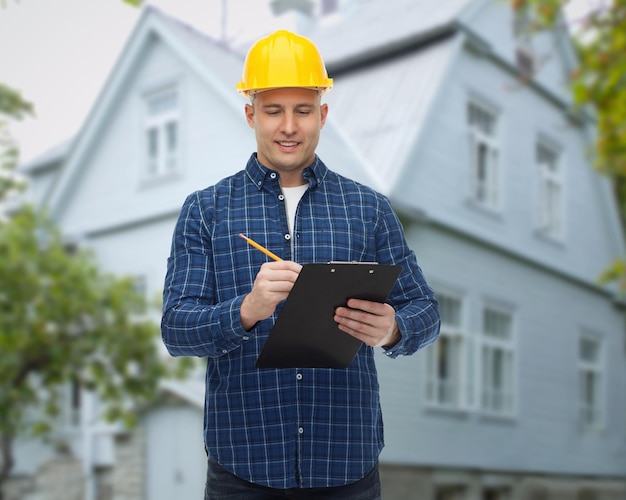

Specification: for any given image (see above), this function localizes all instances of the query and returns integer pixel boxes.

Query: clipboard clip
[328,261,379,274]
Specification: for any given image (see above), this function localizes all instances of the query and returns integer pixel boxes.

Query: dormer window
[536,140,563,239]
[143,86,179,178]
[513,6,535,78]
[467,99,500,211]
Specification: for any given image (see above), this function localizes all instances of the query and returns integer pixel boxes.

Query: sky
[0,0,597,164]
[0,0,277,163]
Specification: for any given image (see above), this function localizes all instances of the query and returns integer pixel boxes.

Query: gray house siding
[395,40,622,287]
[380,223,625,477]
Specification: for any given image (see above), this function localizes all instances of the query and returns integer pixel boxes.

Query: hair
[248,88,324,106]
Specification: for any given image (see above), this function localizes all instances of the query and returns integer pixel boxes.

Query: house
[11,0,626,499]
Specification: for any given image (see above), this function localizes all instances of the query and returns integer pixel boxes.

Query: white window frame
[479,304,515,417]
[578,333,604,430]
[536,140,564,239]
[425,290,474,411]
[56,380,82,430]
[467,99,501,211]
[143,86,180,178]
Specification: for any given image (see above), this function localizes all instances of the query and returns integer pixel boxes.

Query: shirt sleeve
[375,195,441,359]
[161,192,250,358]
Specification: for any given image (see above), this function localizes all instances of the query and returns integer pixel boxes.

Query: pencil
[239,233,283,261]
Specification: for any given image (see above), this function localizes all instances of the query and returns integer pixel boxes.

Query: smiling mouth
[277,141,298,147]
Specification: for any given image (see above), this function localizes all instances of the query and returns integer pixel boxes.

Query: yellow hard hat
[236,30,333,97]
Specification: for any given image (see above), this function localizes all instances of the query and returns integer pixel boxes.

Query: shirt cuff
[218,295,253,352]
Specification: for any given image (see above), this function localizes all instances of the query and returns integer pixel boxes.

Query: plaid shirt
[161,154,440,489]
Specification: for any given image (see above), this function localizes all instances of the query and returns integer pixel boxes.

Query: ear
[245,103,255,129]
[320,103,329,129]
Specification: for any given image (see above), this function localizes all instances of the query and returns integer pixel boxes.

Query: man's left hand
[334,299,401,348]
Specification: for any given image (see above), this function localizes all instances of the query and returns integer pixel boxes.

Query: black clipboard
[255,262,402,369]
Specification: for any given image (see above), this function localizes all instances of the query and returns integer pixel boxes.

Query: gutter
[392,199,622,303]
[326,24,457,76]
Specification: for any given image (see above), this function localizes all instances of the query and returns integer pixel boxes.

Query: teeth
[279,142,297,146]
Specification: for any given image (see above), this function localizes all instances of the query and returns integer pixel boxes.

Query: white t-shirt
[282,184,308,238]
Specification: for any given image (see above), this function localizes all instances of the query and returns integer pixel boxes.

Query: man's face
[245,87,328,187]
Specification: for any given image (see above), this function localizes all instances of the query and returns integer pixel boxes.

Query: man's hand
[240,261,302,330]
[334,298,401,348]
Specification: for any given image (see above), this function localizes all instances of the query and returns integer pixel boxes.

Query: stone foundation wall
[111,425,146,500]
[3,455,84,500]
[379,465,626,500]
[4,445,625,500]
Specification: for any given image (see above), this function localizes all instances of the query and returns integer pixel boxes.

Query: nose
[280,111,297,135]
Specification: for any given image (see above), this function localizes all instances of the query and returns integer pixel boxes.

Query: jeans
[204,456,382,499]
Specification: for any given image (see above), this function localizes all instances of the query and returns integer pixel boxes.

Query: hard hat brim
[236,82,333,97]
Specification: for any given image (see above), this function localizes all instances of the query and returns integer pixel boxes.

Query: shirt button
[243,336,249,341]
[298,427,304,434]
[278,194,285,201]
[270,172,277,179]
[296,373,303,380]
[284,234,291,240]
[222,349,228,354]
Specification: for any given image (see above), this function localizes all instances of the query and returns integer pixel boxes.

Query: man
[161,30,440,499]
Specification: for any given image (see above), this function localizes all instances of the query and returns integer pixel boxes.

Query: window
[579,335,603,428]
[468,100,500,210]
[536,141,563,238]
[513,6,535,78]
[58,380,81,428]
[70,380,81,426]
[425,292,470,409]
[480,306,514,415]
[144,87,179,177]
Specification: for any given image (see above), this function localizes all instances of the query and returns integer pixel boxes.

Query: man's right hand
[240,260,302,330]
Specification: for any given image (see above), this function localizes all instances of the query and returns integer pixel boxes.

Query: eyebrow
[261,103,316,110]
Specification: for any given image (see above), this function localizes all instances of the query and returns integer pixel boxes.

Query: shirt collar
[245,153,328,191]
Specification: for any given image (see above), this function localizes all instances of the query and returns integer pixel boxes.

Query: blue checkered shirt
[161,154,440,489]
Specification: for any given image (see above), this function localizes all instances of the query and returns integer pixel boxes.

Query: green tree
[510,0,626,290]
[0,206,193,495]
[0,83,32,202]
[0,3,191,497]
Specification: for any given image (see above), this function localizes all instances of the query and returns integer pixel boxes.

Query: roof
[43,4,386,214]
[19,137,73,174]
[146,6,244,99]
[22,0,474,168]
[33,0,585,211]
[308,0,473,68]
[324,35,460,192]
